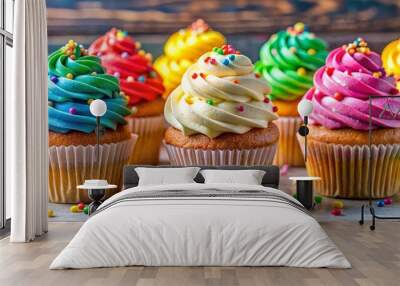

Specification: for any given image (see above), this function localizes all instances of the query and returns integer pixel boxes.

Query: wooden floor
[0,221,399,286]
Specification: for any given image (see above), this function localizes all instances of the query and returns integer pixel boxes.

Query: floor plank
[1,221,399,286]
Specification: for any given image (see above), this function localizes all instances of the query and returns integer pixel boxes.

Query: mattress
[50,183,350,269]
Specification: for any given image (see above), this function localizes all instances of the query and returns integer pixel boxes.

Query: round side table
[78,180,117,215]
[289,177,321,210]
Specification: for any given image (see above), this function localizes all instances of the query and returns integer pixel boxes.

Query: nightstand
[289,176,321,210]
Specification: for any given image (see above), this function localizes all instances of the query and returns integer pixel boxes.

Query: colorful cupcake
[154,19,225,98]
[298,38,400,198]
[255,23,328,166]
[48,40,137,203]
[382,38,400,89]
[164,45,279,166]
[89,28,166,164]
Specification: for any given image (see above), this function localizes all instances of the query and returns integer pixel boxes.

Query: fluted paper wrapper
[273,116,304,166]
[127,114,165,164]
[48,135,137,204]
[164,142,277,166]
[297,135,400,198]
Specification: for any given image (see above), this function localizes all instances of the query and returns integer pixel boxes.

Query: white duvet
[50,183,350,269]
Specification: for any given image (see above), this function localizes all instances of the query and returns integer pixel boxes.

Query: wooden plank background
[46,0,400,35]
[46,0,400,59]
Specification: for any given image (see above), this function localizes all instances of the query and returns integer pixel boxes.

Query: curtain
[9,0,48,242]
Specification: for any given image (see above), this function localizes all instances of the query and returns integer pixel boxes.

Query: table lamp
[77,99,117,215]
[89,99,107,164]
[297,99,313,162]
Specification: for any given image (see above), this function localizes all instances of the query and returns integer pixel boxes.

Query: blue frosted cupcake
[48,40,137,203]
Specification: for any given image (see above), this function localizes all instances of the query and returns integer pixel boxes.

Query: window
[0,0,14,230]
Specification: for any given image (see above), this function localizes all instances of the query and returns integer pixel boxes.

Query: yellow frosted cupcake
[154,19,225,98]
[382,38,400,89]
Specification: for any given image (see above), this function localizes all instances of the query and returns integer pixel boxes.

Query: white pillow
[135,167,200,186]
[200,169,266,185]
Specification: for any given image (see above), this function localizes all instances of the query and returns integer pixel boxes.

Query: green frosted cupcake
[255,23,328,166]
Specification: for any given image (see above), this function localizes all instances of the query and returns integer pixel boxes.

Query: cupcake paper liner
[48,134,137,203]
[127,114,165,164]
[297,135,400,198]
[164,141,277,166]
[273,116,304,167]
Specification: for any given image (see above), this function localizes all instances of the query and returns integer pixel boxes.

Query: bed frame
[122,165,280,190]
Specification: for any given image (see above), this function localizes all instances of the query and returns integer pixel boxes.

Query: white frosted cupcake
[164,45,279,166]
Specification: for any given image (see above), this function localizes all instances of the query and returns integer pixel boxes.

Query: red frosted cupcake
[89,28,166,164]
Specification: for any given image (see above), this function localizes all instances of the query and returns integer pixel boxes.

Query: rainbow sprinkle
[344,38,370,55]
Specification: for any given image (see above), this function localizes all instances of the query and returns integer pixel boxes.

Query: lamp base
[87,188,106,215]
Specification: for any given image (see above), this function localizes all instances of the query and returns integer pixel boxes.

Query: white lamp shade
[89,99,107,117]
[297,99,313,117]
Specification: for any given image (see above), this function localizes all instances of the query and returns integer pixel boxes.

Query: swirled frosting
[165,45,279,138]
[255,23,328,102]
[154,19,226,97]
[382,38,400,89]
[48,40,131,134]
[88,28,165,106]
[305,38,400,130]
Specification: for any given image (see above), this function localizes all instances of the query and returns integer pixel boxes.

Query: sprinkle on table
[206,99,214,106]
[263,97,270,103]
[236,105,244,112]
[255,73,261,78]
[233,79,240,84]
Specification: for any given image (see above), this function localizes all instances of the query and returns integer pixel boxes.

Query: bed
[50,165,350,269]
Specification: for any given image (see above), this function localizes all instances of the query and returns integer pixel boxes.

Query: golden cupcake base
[298,135,400,199]
[273,116,305,167]
[48,135,137,203]
[127,114,165,165]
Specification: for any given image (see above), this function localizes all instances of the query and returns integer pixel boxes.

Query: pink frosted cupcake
[298,38,400,198]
